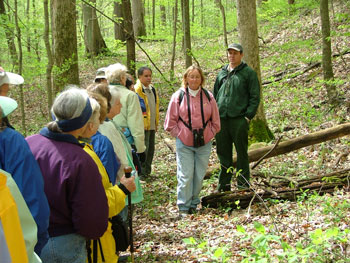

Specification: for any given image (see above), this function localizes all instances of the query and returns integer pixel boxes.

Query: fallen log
[201,168,350,209]
[206,123,350,178]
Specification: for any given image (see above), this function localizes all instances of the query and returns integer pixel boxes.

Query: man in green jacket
[213,43,260,191]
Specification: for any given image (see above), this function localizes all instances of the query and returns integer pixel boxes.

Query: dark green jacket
[213,62,260,120]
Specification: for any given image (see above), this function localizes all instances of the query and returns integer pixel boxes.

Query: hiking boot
[188,207,197,214]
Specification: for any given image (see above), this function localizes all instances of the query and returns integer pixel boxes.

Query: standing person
[0,96,50,257]
[0,68,24,128]
[213,43,260,191]
[94,67,108,84]
[79,95,136,263]
[105,63,146,162]
[164,65,220,217]
[26,87,109,263]
[135,67,159,179]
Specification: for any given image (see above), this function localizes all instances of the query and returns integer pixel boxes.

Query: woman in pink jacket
[164,65,220,218]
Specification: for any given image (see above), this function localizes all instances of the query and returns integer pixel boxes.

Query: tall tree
[160,4,166,26]
[182,0,192,68]
[170,0,178,81]
[14,0,25,135]
[152,0,155,34]
[114,1,125,41]
[51,0,79,93]
[0,0,18,68]
[132,0,147,38]
[237,0,273,142]
[122,0,136,76]
[82,0,108,57]
[44,0,53,115]
[215,0,228,47]
[320,0,337,104]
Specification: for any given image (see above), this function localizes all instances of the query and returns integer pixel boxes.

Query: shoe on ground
[178,210,189,219]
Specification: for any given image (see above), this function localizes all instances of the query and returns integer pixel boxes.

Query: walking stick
[124,166,135,263]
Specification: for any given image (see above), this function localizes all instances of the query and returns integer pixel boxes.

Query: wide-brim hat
[0,71,24,86]
[0,96,18,117]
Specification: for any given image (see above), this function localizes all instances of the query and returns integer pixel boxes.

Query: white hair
[105,63,127,84]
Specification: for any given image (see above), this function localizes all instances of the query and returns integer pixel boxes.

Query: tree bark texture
[82,0,108,57]
[182,0,192,68]
[122,0,136,76]
[237,0,273,143]
[132,0,147,38]
[320,0,337,103]
[52,0,80,93]
[114,1,125,41]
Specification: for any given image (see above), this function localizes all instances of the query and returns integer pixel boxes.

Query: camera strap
[179,87,208,131]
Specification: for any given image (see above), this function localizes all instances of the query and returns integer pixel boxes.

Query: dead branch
[262,50,350,85]
[207,123,350,176]
[202,168,350,209]
[251,136,282,170]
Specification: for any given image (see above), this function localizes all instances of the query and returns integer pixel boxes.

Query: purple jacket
[164,87,221,147]
[26,128,108,239]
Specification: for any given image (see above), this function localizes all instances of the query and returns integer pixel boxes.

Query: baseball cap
[227,43,243,52]
[0,96,18,117]
[94,67,107,81]
[0,71,24,86]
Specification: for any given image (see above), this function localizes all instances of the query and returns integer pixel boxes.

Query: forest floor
[121,3,350,262]
[8,1,350,262]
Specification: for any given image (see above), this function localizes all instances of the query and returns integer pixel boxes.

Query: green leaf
[213,247,224,259]
[183,237,196,245]
[254,222,266,234]
[236,225,246,233]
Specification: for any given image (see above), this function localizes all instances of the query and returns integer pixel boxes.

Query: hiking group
[0,43,260,263]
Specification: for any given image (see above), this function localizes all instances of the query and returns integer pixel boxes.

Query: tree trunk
[170,0,178,81]
[288,0,295,4]
[182,0,192,68]
[114,1,125,41]
[26,0,30,53]
[152,0,155,34]
[237,0,273,143]
[82,0,108,57]
[160,5,166,26]
[132,0,147,38]
[215,0,228,47]
[14,0,25,135]
[44,0,54,116]
[52,0,80,93]
[0,0,18,68]
[122,0,136,77]
[191,0,194,23]
[320,0,337,104]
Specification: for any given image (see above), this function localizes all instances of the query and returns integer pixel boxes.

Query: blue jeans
[41,233,86,263]
[176,138,212,212]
